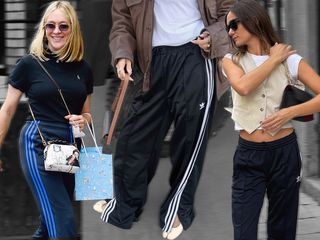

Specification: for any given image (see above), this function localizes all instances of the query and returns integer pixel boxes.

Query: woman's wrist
[81,112,92,124]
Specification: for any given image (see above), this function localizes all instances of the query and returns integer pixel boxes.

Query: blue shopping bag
[75,146,113,201]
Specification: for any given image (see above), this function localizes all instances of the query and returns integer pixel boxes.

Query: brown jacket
[109,0,235,99]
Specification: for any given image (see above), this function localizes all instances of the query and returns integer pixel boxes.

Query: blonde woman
[0,1,93,239]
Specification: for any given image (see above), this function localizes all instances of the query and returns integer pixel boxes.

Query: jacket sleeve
[109,0,136,67]
[204,0,235,59]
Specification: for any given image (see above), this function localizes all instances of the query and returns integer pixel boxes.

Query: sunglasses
[226,19,240,32]
[45,23,70,32]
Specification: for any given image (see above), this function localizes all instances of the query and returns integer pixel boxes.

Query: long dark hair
[227,0,281,58]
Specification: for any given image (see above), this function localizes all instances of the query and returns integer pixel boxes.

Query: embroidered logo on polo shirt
[77,75,80,80]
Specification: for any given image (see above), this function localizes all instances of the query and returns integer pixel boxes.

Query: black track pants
[102,42,216,232]
[232,132,301,240]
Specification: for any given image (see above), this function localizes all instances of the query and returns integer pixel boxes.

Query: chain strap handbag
[280,62,314,122]
[29,55,80,173]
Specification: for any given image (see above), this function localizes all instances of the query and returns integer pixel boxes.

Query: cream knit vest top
[231,53,293,135]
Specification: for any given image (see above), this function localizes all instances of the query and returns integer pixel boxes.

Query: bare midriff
[239,128,294,142]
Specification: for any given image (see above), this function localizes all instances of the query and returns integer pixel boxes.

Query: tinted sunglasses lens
[226,19,239,32]
[45,23,69,32]
[59,24,69,31]
[45,23,55,31]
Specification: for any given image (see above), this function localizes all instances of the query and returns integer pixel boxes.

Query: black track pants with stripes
[101,42,216,232]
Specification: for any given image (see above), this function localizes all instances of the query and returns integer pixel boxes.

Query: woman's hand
[65,114,86,130]
[261,108,294,132]
[269,43,296,64]
[191,31,211,53]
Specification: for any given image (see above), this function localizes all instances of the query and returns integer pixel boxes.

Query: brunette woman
[222,1,320,239]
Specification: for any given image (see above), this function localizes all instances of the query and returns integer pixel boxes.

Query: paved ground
[79,85,320,240]
[259,193,320,240]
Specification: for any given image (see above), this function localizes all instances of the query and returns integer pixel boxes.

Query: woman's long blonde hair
[29,1,84,62]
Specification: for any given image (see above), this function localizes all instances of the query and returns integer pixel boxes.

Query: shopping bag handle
[81,117,102,156]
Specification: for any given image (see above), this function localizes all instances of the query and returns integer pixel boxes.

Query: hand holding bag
[280,62,314,122]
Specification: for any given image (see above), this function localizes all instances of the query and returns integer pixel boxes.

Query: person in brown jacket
[94,0,234,239]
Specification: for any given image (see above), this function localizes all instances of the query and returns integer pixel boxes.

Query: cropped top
[228,53,303,135]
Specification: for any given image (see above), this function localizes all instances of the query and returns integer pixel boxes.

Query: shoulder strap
[283,61,293,85]
[283,61,295,85]
[283,61,304,89]
[28,103,47,146]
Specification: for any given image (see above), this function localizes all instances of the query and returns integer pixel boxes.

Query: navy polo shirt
[9,54,93,123]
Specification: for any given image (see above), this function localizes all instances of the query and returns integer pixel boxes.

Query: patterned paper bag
[75,147,113,201]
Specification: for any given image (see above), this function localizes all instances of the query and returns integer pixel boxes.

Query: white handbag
[44,142,79,173]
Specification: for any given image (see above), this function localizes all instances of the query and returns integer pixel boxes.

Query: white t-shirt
[223,53,303,131]
[152,0,204,47]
